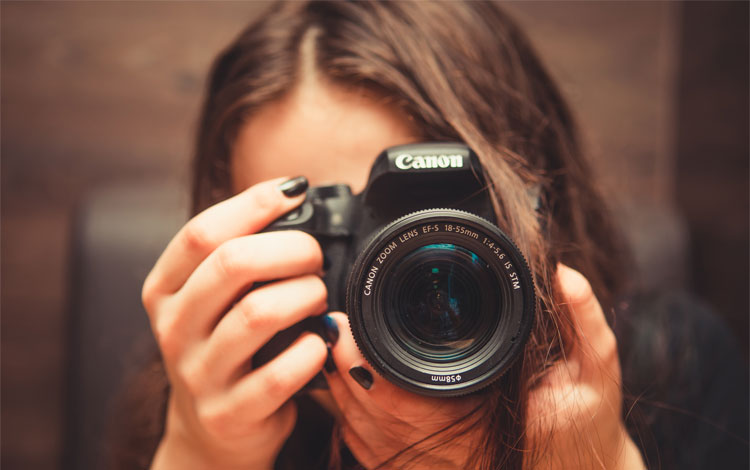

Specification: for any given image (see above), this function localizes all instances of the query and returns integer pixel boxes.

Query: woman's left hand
[323,312,481,469]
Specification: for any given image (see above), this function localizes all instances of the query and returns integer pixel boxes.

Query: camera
[254,142,536,397]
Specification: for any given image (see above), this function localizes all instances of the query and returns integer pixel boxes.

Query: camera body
[267,142,498,310]
[255,142,535,396]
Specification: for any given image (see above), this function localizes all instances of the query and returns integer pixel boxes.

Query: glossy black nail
[324,346,337,373]
[278,176,308,197]
[349,366,373,390]
[322,314,339,346]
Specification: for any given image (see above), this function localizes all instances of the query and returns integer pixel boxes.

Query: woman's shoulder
[614,290,748,470]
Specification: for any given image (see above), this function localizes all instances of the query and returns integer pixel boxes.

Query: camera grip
[250,184,355,392]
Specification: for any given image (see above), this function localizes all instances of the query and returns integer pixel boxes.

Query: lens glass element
[382,243,500,362]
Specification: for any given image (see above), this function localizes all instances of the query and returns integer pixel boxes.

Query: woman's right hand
[142,177,329,470]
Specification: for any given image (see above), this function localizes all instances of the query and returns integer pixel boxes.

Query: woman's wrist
[151,434,210,470]
[150,433,274,470]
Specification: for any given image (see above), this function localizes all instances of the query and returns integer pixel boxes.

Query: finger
[219,332,327,424]
[143,176,307,300]
[195,386,299,450]
[325,368,374,428]
[202,274,328,386]
[556,264,619,376]
[324,368,404,469]
[326,312,462,425]
[158,230,323,346]
[324,357,374,422]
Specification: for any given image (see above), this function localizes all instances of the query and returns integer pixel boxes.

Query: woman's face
[231,78,420,194]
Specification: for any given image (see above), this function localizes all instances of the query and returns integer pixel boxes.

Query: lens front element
[347,209,535,397]
[385,244,499,361]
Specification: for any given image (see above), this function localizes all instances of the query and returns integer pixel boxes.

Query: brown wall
[2,4,268,469]
[2,2,747,469]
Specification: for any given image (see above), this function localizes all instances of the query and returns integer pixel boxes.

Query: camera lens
[384,244,498,361]
[347,209,535,397]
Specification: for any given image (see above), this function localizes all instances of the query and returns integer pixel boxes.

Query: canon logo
[394,153,464,170]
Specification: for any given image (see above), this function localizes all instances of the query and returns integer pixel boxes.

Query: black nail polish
[322,314,339,346]
[278,176,308,197]
[349,366,373,390]
[324,346,337,373]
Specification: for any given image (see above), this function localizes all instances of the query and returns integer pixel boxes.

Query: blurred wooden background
[1,2,747,469]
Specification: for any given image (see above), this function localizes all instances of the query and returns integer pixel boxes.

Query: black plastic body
[252,142,530,393]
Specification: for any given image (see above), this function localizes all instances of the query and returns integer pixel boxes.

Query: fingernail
[348,366,373,390]
[322,314,339,346]
[278,176,308,197]
[324,346,337,373]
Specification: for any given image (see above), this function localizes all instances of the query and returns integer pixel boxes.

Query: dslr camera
[255,142,535,397]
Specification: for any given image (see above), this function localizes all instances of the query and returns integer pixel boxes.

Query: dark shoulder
[614,291,748,470]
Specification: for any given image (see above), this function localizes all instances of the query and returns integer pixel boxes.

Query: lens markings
[362,223,514,297]
[348,210,535,396]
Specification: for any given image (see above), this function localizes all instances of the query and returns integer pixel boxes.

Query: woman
[112,2,742,469]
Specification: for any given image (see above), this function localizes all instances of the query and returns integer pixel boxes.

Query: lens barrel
[346,209,535,397]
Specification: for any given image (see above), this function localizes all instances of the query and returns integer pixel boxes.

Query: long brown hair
[112,2,630,469]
